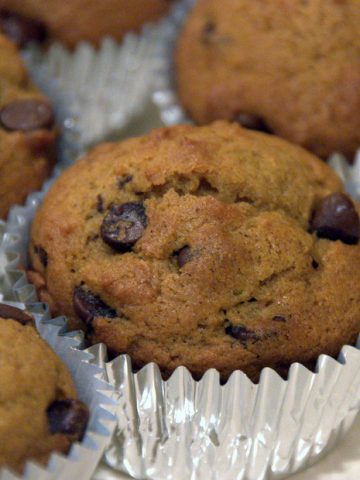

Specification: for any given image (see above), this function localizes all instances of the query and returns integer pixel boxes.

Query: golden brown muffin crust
[176,0,360,159]
[0,0,172,48]
[0,33,56,219]
[30,122,360,381]
[0,310,78,472]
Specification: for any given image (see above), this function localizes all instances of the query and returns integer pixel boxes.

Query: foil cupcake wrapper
[22,28,160,167]
[152,0,194,126]
[2,153,360,480]
[0,228,119,479]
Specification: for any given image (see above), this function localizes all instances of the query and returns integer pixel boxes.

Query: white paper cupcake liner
[0,224,119,480]
[152,0,194,126]
[22,27,160,167]
[2,153,360,480]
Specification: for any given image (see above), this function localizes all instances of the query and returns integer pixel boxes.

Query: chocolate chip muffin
[29,121,360,381]
[0,303,89,472]
[0,0,172,48]
[0,33,56,219]
[176,0,360,160]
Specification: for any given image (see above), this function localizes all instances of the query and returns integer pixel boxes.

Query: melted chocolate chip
[0,10,47,47]
[310,193,360,244]
[233,113,271,132]
[0,303,33,325]
[47,399,89,439]
[34,245,48,267]
[225,323,259,342]
[176,246,192,268]
[73,287,116,326]
[117,175,133,189]
[0,99,54,132]
[96,194,104,213]
[101,202,147,252]
[272,315,286,322]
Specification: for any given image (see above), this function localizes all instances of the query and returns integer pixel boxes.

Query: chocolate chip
[47,399,89,439]
[117,175,133,189]
[225,323,259,342]
[0,99,54,132]
[310,193,360,244]
[0,10,47,47]
[311,259,319,270]
[101,202,147,252]
[73,286,116,327]
[34,245,48,267]
[96,194,104,213]
[0,303,33,325]
[272,315,286,322]
[176,246,192,268]
[201,20,216,42]
[233,113,270,132]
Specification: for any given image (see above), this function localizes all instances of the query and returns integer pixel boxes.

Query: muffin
[0,0,173,48]
[29,121,360,381]
[0,33,56,219]
[0,303,89,472]
[176,0,360,160]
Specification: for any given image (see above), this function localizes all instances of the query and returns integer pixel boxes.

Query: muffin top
[0,33,54,131]
[30,122,360,381]
[0,303,89,471]
[176,0,360,159]
[0,0,172,48]
[0,33,55,219]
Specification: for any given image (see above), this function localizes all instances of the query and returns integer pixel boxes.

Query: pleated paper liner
[2,153,360,480]
[152,0,194,127]
[22,25,160,167]
[0,225,119,480]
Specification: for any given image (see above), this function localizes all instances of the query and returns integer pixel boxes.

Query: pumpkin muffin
[0,33,56,219]
[0,0,173,48]
[29,121,360,381]
[0,303,89,472]
[176,0,360,160]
